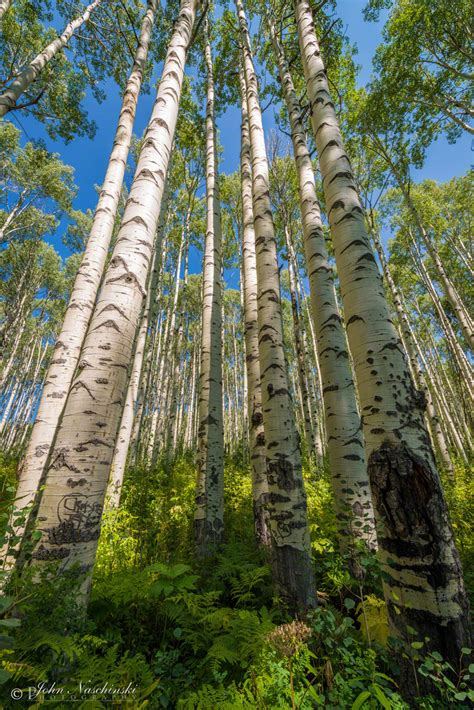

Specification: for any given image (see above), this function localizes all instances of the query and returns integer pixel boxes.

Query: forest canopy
[0,0,472,707]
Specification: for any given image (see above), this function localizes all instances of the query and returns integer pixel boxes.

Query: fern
[177,682,255,709]
[230,566,270,606]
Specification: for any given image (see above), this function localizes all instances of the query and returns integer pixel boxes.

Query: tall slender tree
[194,18,225,554]
[239,65,269,547]
[295,0,471,680]
[0,0,103,116]
[267,16,376,558]
[237,0,316,612]
[27,0,199,594]
[2,0,159,575]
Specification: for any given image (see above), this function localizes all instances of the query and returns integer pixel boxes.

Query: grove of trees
[0,0,472,707]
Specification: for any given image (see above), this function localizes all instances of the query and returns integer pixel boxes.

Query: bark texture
[268,16,376,556]
[371,229,454,476]
[0,0,102,116]
[295,0,471,669]
[0,0,11,20]
[29,0,198,593]
[194,21,225,555]
[239,65,270,548]
[105,187,168,509]
[237,0,316,613]
[3,0,158,575]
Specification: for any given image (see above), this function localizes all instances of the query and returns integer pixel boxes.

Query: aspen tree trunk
[410,235,474,399]
[0,271,29,349]
[386,162,474,351]
[302,295,327,449]
[105,196,167,509]
[285,232,317,458]
[446,234,473,278]
[416,342,469,463]
[0,198,28,246]
[3,0,159,572]
[239,66,270,547]
[194,20,224,554]
[419,231,474,350]
[168,229,190,455]
[129,197,170,461]
[149,232,185,464]
[423,327,473,449]
[240,276,249,460]
[304,339,325,453]
[295,0,471,679]
[0,0,102,115]
[237,0,316,612]
[28,0,198,593]
[371,230,454,475]
[0,0,11,20]
[185,346,198,449]
[285,239,325,455]
[419,331,472,459]
[268,16,375,554]
[0,325,26,391]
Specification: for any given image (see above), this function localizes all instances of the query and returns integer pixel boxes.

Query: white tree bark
[0,0,103,116]
[28,0,198,593]
[195,20,224,554]
[105,188,168,509]
[2,0,159,574]
[371,229,454,475]
[239,65,270,547]
[268,16,376,556]
[296,0,471,675]
[0,0,12,20]
[237,0,316,612]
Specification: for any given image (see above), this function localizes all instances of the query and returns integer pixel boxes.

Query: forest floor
[0,451,473,708]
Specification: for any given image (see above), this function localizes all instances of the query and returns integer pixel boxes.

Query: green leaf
[411,641,424,650]
[344,598,356,610]
[0,668,11,684]
[304,680,322,703]
[0,618,21,628]
[351,690,371,710]
[468,663,474,673]
[372,683,392,709]
[455,693,467,701]
[0,596,14,613]
[461,647,471,655]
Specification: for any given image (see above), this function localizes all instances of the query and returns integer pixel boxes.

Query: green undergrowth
[0,453,472,708]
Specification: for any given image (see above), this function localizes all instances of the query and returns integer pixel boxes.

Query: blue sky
[9,0,472,273]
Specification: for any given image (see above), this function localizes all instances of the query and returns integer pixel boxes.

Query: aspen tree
[28,0,199,592]
[409,233,474,400]
[0,0,11,20]
[295,0,471,676]
[105,188,169,509]
[237,0,316,612]
[267,16,376,554]
[2,0,159,575]
[381,156,474,350]
[239,65,270,547]
[0,0,103,116]
[194,19,224,554]
[370,228,454,475]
